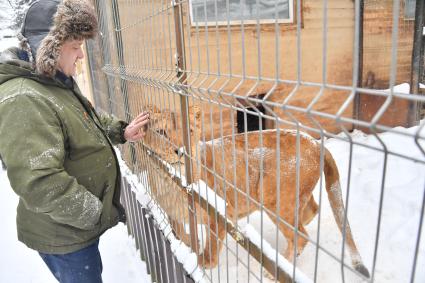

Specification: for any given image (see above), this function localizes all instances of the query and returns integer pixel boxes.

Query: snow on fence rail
[116,149,205,282]
[86,0,425,282]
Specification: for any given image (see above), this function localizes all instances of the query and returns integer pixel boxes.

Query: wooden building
[92,0,422,140]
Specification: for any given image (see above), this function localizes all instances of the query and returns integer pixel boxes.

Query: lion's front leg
[197,216,226,269]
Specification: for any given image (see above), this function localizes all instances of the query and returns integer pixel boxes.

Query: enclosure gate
[86,0,425,282]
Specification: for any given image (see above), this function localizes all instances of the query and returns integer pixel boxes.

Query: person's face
[57,39,84,77]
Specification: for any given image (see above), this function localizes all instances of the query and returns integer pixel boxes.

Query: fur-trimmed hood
[19,0,98,78]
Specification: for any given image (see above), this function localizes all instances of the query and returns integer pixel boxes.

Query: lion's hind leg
[301,196,318,226]
[266,211,310,262]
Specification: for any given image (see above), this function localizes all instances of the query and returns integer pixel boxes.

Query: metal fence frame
[86,0,425,282]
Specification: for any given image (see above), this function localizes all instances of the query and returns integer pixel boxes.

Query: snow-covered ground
[0,168,152,283]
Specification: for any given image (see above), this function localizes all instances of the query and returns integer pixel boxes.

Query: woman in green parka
[0,1,150,282]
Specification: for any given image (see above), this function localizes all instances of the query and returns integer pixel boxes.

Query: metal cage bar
[86,0,425,282]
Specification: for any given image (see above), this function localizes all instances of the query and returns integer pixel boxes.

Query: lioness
[144,106,370,278]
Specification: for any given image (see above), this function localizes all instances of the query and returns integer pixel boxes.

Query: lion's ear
[144,104,160,113]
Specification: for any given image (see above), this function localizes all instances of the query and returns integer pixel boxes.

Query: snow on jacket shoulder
[0,47,126,254]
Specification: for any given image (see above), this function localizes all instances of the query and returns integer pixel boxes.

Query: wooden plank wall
[183,0,356,137]
[358,0,415,129]
[111,0,416,139]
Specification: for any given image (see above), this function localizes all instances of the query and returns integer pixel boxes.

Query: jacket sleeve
[0,93,102,230]
[98,111,128,145]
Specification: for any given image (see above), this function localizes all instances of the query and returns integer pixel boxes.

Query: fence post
[408,0,425,126]
[173,0,200,258]
[354,0,364,125]
[89,0,116,114]
[110,0,137,168]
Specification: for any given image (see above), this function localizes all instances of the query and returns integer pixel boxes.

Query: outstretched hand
[124,112,150,142]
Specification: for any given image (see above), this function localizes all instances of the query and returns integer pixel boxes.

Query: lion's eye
[156,129,168,137]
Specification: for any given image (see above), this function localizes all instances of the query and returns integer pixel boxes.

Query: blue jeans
[39,240,103,283]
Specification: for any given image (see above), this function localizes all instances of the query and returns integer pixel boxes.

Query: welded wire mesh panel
[87,0,425,282]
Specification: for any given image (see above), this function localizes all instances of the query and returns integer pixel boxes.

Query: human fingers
[133,112,150,123]
[132,117,150,129]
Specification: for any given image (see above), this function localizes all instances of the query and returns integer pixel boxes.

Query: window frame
[404,0,416,20]
[188,0,294,27]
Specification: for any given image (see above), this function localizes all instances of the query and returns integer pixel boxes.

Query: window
[189,0,294,26]
[404,0,416,20]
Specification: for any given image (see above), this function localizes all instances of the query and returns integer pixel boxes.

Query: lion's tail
[324,149,370,278]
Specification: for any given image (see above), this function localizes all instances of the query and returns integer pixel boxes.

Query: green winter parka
[0,47,127,254]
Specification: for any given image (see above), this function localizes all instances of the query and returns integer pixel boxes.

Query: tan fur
[145,106,370,278]
[142,105,201,164]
